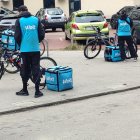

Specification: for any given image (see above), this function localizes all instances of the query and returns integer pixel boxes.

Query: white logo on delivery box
[63,78,72,84]
[47,76,54,82]
[47,76,72,84]
[115,52,120,57]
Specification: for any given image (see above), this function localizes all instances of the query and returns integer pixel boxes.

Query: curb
[0,85,140,116]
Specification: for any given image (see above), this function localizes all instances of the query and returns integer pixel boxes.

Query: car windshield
[0,8,15,14]
[75,13,104,23]
[47,9,63,15]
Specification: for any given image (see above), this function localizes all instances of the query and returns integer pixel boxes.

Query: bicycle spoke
[84,42,102,59]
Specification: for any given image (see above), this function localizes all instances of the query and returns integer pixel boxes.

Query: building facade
[0,0,140,19]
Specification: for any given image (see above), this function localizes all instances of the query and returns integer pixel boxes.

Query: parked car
[110,6,140,29]
[0,7,18,20]
[128,9,140,44]
[110,6,134,29]
[36,7,67,32]
[65,10,109,43]
[0,15,18,33]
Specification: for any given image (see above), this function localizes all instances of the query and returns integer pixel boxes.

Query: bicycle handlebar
[91,26,101,33]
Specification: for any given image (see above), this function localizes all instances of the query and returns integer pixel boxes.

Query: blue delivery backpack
[104,45,122,62]
[45,66,73,91]
[1,29,19,51]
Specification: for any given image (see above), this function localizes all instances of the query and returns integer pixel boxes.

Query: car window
[0,10,5,14]
[47,9,63,15]
[130,11,140,20]
[118,7,134,14]
[75,13,104,23]
[125,7,134,14]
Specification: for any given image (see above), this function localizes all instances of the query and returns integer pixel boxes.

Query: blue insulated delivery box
[1,29,19,51]
[104,46,121,62]
[45,66,73,91]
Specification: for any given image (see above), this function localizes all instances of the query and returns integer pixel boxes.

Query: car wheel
[62,27,65,32]
[65,32,69,40]
[52,28,56,32]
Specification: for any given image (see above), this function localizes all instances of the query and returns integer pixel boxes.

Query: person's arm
[38,19,45,42]
[14,19,22,46]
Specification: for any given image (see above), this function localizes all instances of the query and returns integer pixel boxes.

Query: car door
[129,10,140,43]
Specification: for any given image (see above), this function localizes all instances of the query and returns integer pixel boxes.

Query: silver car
[36,7,67,32]
[0,7,18,20]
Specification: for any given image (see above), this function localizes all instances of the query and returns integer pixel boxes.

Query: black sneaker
[134,57,137,62]
[34,91,43,98]
[16,89,29,96]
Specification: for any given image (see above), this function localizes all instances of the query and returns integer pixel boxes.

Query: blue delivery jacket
[14,12,45,52]
[117,17,132,36]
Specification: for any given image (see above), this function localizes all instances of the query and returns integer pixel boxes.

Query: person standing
[14,5,45,98]
[116,10,137,61]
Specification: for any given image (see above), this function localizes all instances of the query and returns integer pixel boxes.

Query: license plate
[85,26,93,31]
[51,19,61,22]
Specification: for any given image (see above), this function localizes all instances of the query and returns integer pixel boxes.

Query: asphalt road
[0,89,140,140]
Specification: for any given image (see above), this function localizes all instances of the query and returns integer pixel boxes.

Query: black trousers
[20,52,40,86]
[118,36,137,60]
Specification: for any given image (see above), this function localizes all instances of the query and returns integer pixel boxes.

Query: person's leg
[118,36,126,60]
[16,53,31,96]
[125,36,137,59]
[31,52,43,98]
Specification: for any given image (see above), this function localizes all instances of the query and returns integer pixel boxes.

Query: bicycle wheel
[125,41,137,59]
[84,40,102,59]
[40,40,46,56]
[0,62,5,80]
[4,55,20,74]
[30,56,57,87]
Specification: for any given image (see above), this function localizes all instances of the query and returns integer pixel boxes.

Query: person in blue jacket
[116,10,137,61]
[14,5,45,98]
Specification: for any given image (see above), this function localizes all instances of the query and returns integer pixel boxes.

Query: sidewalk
[0,50,140,115]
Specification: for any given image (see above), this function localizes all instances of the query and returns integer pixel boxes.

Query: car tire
[65,32,69,40]
[62,27,65,32]
[52,28,56,32]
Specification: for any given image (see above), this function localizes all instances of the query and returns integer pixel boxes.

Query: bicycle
[84,27,110,59]
[84,26,138,59]
[0,35,57,87]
